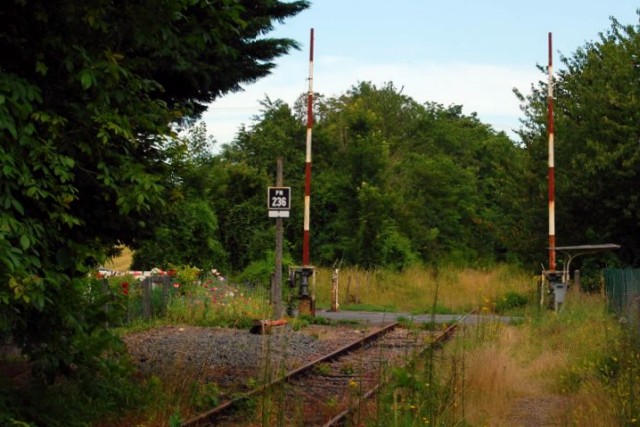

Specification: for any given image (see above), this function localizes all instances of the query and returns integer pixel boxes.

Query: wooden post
[574,269,581,292]
[272,158,284,319]
[330,268,340,311]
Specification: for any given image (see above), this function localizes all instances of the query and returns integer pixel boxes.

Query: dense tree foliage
[215,82,527,271]
[0,0,308,382]
[131,124,229,271]
[518,16,640,267]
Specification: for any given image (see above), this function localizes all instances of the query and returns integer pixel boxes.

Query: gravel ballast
[123,324,381,392]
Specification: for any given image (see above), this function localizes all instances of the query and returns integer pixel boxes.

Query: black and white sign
[268,187,291,217]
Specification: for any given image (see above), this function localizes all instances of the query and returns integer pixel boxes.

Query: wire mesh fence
[604,268,640,325]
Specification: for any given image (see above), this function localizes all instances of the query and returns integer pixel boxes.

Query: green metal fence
[604,268,640,318]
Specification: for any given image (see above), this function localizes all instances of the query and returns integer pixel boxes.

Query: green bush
[236,251,294,287]
[494,291,529,313]
[1,316,148,427]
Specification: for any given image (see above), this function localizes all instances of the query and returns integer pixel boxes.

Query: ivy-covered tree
[0,0,308,382]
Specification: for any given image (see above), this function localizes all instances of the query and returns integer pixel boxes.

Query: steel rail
[181,321,400,427]
[321,311,474,427]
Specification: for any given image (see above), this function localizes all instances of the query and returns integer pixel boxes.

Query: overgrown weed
[314,263,534,314]
[405,290,639,426]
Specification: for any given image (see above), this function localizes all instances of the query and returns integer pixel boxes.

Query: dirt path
[459,324,573,426]
[508,395,570,427]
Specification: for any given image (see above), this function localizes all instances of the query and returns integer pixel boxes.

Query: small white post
[331,268,340,312]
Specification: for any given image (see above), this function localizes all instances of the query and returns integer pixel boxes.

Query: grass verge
[371,289,640,426]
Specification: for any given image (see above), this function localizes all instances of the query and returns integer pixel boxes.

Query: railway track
[182,317,463,427]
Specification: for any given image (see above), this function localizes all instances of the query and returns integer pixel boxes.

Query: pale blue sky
[203,1,639,145]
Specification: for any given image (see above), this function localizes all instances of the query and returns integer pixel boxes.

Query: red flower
[121,281,129,296]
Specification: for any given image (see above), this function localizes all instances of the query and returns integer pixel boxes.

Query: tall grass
[314,263,534,313]
[103,245,133,271]
[92,339,227,427]
[377,289,640,426]
[165,281,271,328]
